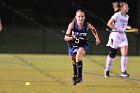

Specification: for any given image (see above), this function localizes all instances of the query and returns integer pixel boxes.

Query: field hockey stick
[106,28,139,33]
[125,28,138,33]
[62,30,95,42]
[106,28,138,40]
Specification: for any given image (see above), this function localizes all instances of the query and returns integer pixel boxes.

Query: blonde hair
[72,9,85,21]
[112,2,128,12]
[76,9,85,15]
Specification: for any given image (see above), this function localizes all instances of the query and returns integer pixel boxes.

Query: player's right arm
[107,12,119,31]
[0,19,2,31]
[64,22,75,41]
[107,19,117,30]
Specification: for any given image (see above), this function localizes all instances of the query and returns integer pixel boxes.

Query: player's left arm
[126,25,131,30]
[126,25,138,32]
[87,23,100,45]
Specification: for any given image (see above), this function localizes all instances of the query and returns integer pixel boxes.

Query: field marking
[0,79,57,82]
[83,72,140,82]
[0,61,31,67]
[0,54,67,86]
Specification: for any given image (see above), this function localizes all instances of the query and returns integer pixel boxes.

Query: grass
[0,54,139,93]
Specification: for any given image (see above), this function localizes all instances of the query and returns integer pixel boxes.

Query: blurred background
[0,0,139,55]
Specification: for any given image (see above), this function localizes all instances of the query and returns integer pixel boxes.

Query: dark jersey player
[64,10,100,85]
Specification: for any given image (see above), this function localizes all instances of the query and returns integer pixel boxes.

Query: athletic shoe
[73,77,83,85]
[72,76,77,85]
[76,77,83,83]
[104,71,110,77]
[120,71,129,77]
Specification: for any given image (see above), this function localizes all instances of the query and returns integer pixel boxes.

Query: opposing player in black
[64,10,100,85]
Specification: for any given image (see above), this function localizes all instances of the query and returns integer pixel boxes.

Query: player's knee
[109,52,116,58]
[77,48,85,55]
[76,55,82,62]
[109,48,117,58]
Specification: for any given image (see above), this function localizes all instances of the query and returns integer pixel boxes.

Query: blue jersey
[68,20,88,47]
[67,20,89,55]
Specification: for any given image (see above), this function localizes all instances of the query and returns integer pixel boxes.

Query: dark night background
[0,0,139,55]
[0,0,138,26]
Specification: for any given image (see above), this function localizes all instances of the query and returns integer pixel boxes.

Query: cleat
[104,71,110,77]
[76,77,83,83]
[72,77,83,85]
[73,80,77,85]
[121,71,129,77]
[72,76,77,85]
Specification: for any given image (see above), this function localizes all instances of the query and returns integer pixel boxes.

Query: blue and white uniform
[68,20,89,56]
[106,11,129,49]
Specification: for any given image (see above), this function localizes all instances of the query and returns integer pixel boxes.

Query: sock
[76,61,83,78]
[72,63,77,76]
[105,55,114,71]
[121,56,128,72]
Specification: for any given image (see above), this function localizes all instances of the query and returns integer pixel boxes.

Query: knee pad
[109,48,117,58]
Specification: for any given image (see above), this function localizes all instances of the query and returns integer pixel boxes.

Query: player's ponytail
[112,2,127,12]
[112,2,120,12]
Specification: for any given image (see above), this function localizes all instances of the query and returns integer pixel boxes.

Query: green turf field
[0,54,139,93]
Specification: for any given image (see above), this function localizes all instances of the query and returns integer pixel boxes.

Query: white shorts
[106,32,128,49]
